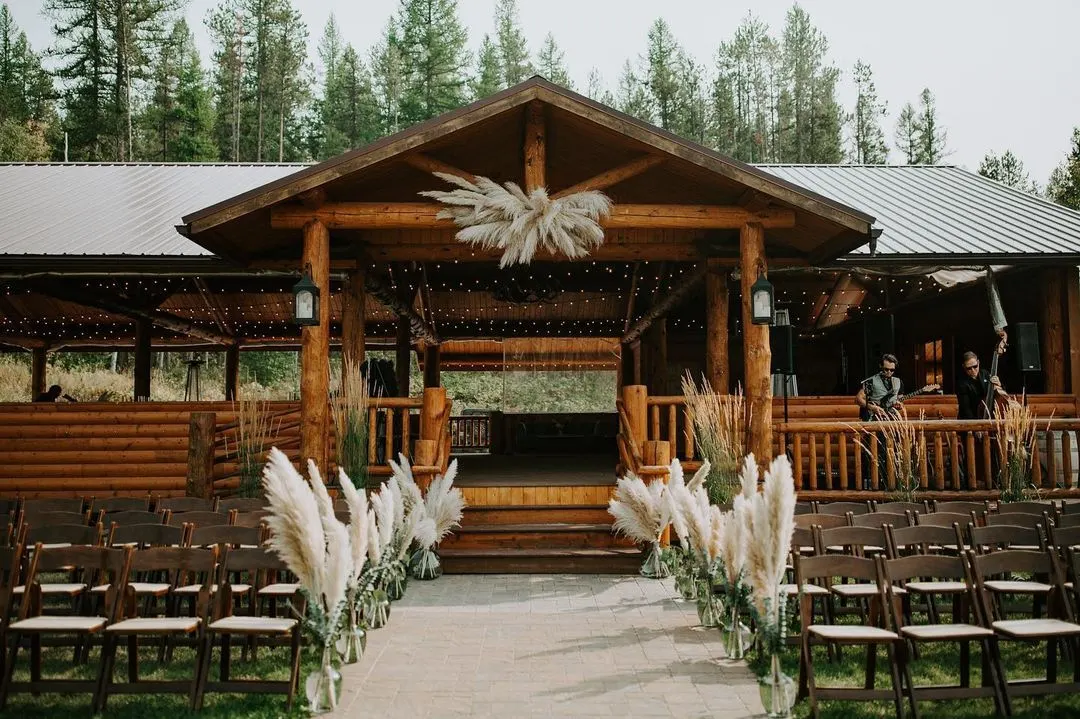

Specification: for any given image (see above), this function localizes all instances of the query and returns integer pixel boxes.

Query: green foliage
[895,102,918,164]
[979,149,1038,193]
[396,0,470,126]
[494,0,530,87]
[913,87,949,164]
[534,32,572,89]
[471,34,501,100]
[313,16,378,159]
[848,60,887,164]
[1047,128,1080,210]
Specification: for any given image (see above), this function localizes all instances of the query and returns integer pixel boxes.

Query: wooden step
[462,504,611,525]
[439,547,643,574]
[440,523,633,550]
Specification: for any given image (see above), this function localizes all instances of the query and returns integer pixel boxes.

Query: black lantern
[292,266,320,326]
[750,272,774,325]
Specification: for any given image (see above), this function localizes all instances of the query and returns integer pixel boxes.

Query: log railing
[449,415,491,453]
[775,419,1080,498]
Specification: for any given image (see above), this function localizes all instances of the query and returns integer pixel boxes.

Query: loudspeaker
[863,315,895,377]
[770,324,795,375]
[1014,321,1042,372]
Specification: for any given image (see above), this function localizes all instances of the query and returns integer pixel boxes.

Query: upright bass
[981,330,1008,419]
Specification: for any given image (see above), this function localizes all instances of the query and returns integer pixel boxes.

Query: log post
[1041,268,1066,394]
[740,222,772,462]
[644,440,672,545]
[524,100,545,192]
[622,384,648,450]
[1066,268,1080,406]
[300,218,331,474]
[706,258,730,393]
[30,346,47,400]
[395,317,411,397]
[224,344,240,401]
[133,317,152,401]
[342,267,366,371]
[186,412,216,498]
[423,344,441,388]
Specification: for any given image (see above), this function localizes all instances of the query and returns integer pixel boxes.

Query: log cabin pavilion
[4,78,1080,530]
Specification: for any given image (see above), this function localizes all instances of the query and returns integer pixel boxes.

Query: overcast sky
[10,0,1080,182]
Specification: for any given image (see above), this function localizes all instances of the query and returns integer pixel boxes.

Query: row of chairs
[0,533,302,711]
[0,496,267,517]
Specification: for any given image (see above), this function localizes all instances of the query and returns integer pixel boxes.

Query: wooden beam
[403,153,477,184]
[741,222,772,462]
[737,189,771,212]
[271,203,797,231]
[298,187,327,209]
[552,155,664,198]
[623,261,640,333]
[705,258,729,393]
[133,317,152,401]
[423,344,441,388]
[342,267,366,370]
[300,218,331,473]
[360,240,706,263]
[621,264,707,344]
[224,343,240,401]
[30,346,47,399]
[1041,268,1066,394]
[524,100,545,192]
[193,277,233,336]
[365,272,440,345]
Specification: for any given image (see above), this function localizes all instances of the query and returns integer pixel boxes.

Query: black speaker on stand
[771,325,796,422]
[1014,322,1042,394]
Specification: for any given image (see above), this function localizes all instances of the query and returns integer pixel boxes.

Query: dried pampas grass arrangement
[995,397,1045,503]
[744,454,797,655]
[410,459,466,580]
[420,172,612,267]
[608,470,671,578]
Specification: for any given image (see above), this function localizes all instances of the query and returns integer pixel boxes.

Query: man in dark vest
[855,354,903,421]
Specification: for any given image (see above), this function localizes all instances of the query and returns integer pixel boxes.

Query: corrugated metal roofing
[0,163,301,256]
[758,164,1080,258]
[2,162,1079,260]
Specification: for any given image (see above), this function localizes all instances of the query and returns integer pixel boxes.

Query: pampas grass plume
[425,460,465,546]
[338,468,370,581]
[262,448,325,602]
[608,472,666,544]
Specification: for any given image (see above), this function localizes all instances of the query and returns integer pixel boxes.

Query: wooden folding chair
[23,510,93,528]
[15,523,104,602]
[94,546,218,711]
[0,544,130,709]
[194,547,302,711]
[217,498,267,513]
[156,497,218,514]
[231,510,270,529]
[996,501,1057,517]
[878,554,1005,716]
[21,498,85,515]
[0,538,25,684]
[95,497,151,514]
[985,512,1048,529]
[796,554,906,718]
[873,501,928,516]
[794,513,847,531]
[816,501,871,517]
[966,548,1080,711]
[933,500,990,522]
[106,510,166,528]
[915,511,972,529]
[848,511,913,529]
[969,523,1044,554]
[166,510,233,529]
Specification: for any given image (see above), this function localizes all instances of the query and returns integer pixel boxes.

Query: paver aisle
[334,575,765,718]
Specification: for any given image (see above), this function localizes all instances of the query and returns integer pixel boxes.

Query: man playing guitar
[856,354,903,421]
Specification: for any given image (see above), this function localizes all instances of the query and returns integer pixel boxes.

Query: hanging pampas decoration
[419,172,612,267]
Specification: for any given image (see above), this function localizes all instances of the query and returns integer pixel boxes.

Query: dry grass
[995,398,1044,502]
[226,398,278,498]
[854,409,927,501]
[332,356,370,489]
[681,372,746,505]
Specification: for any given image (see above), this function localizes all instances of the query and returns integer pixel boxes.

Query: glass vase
[304,645,342,714]
[335,604,367,665]
[721,605,752,660]
[639,541,670,579]
[758,653,796,718]
[363,588,391,629]
[386,561,408,600]
[409,547,443,580]
[674,558,697,600]
[695,579,721,628]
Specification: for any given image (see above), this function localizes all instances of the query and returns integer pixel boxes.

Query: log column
[524,101,545,191]
[1041,268,1066,394]
[133,317,152,401]
[30,346,46,400]
[392,317,410,397]
[705,258,730,393]
[342,267,366,371]
[224,344,240,401]
[300,219,331,473]
[740,222,772,462]
[423,344,441,388]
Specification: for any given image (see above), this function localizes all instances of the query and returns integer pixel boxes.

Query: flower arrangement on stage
[743,454,797,718]
[397,455,466,580]
[419,172,612,267]
[608,470,672,578]
[681,373,747,506]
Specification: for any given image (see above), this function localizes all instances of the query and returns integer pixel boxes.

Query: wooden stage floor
[451,453,617,487]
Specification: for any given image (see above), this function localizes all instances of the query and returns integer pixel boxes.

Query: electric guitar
[870,383,942,418]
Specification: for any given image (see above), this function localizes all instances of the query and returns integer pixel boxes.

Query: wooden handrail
[775,418,1080,433]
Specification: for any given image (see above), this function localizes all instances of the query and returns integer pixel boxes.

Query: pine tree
[535,32,571,89]
[0,4,56,160]
[979,150,1037,193]
[913,87,948,164]
[396,0,470,126]
[370,20,405,135]
[317,39,378,159]
[267,0,308,161]
[309,15,342,157]
[779,5,842,163]
[615,58,652,123]
[644,18,681,131]
[494,0,530,87]
[894,102,918,164]
[675,53,707,143]
[1047,128,1080,210]
[585,67,603,100]
[847,60,887,164]
[471,33,501,100]
[206,0,245,160]
[46,0,113,159]
[140,19,214,160]
[714,14,777,162]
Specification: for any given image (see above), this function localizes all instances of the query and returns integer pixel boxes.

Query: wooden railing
[775,419,1080,497]
[450,415,491,453]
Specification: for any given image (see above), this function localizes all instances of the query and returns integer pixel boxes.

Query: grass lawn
[1,640,317,718]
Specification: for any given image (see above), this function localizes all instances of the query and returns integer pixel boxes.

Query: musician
[956,351,1008,419]
[855,354,903,421]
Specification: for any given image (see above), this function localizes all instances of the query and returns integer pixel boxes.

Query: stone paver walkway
[334,575,764,718]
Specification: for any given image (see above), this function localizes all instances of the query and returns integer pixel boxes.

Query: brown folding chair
[15,523,105,606]
[886,524,967,626]
[22,509,93,528]
[21,498,85,515]
[794,513,847,531]
[915,511,972,529]
[0,544,130,709]
[166,510,233,529]
[231,510,270,529]
[156,497,218,514]
[873,501,928,515]
[966,548,1080,711]
[0,537,25,683]
[933,500,990,522]
[195,547,303,711]
[996,501,1057,516]
[105,510,166,528]
[969,523,1044,554]
[95,497,151,514]
[878,554,1005,715]
[816,501,872,517]
[217,498,267,513]
[985,511,1049,529]
[94,546,218,711]
[796,554,906,718]
[848,511,913,529]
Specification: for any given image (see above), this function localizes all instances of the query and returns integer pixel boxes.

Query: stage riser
[463,506,612,525]
[441,528,633,551]
[440,550,642,574]
[460,485,614,507]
